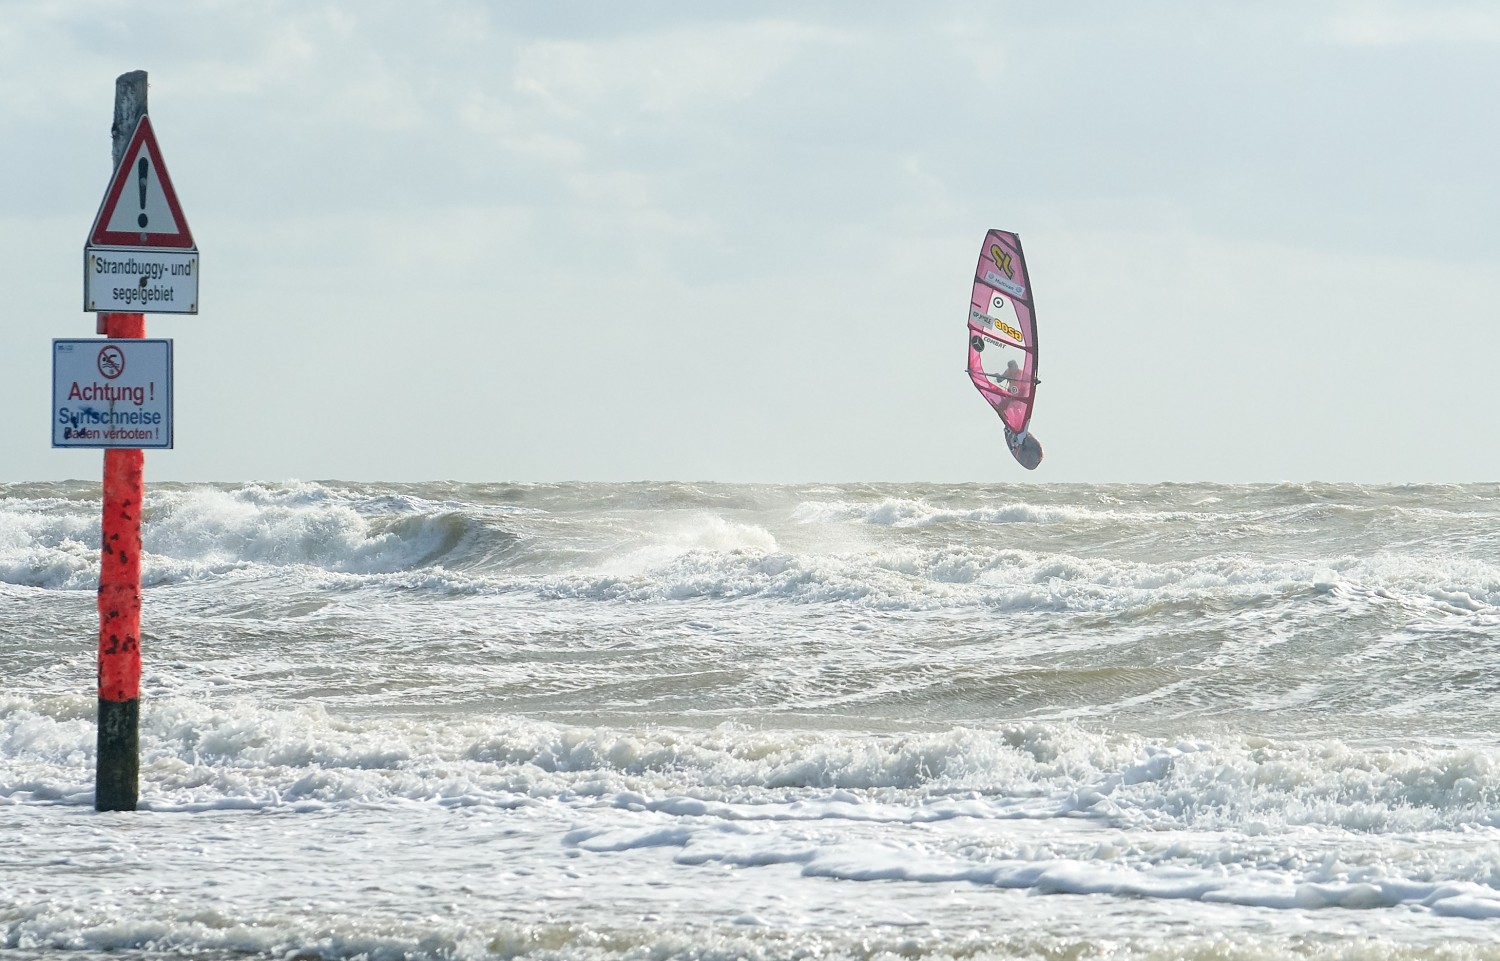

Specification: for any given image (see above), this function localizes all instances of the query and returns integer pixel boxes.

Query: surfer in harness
[999,360,1027,397]
[996,360,1036,454]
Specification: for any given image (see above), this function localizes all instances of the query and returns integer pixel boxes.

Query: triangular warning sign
[87,115,195,249]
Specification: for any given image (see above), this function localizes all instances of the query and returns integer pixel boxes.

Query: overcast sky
[4,1,1497,484]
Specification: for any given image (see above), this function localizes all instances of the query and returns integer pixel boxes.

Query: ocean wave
[792,496,1126,528]
[0,483,512,588]
[9,506,1499,630]
[158,541,1499,622]
[527,544,1500,620]
[9,481,1500,951]
[785,491,1374,530]
[5,697,1500,836]
[8,697,1500,939]
[0,494,103,590]
[144,485,478,575]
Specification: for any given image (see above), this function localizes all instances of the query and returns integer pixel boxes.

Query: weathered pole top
[111,70,148,170]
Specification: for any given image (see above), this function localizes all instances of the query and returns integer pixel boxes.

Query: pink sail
[966,229,1042,468]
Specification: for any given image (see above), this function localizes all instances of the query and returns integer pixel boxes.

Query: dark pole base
[96,697,139,812]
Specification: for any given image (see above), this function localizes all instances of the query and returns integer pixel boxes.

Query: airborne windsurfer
[999,359,1024,395]
[967,228,1044,469]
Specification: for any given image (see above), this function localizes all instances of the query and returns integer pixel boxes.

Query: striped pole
[95,70,148,813]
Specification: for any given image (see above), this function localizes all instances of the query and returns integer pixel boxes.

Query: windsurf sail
[967,228,1043,469]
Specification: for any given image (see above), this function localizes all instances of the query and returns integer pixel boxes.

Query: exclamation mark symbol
[149,382,154,402]
[137,158,149,230]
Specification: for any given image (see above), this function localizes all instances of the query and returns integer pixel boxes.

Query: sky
[3,1,1497,484]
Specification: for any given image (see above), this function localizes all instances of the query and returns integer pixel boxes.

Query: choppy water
[3,480,1500,960]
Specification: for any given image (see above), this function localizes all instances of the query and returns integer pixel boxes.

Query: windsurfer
[999,359,1025,396]
[967,229,1043,469]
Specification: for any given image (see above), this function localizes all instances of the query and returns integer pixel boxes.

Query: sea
[3,479,1500,961]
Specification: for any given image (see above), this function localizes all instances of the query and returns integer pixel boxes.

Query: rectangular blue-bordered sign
[52,339,173,449]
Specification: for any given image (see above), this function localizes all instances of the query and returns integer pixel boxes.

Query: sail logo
[992,317,1024,343]
[990,245,1014,278]
[970,307,1024,345]
[983,270,1026,298]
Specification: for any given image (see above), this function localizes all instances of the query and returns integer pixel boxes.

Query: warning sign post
[71,71,205,812]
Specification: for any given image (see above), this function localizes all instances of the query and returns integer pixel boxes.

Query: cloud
[3,1,1499,482]
[513,20,839,119]
[1323,4,1500,46]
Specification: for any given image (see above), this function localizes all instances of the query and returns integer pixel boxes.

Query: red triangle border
[87,115,196,249]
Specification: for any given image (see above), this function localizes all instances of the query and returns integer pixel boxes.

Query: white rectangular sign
[52,339,173,449]
[84,246,199,314]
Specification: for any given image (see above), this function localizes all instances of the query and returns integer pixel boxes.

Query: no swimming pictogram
[98,345,125,379]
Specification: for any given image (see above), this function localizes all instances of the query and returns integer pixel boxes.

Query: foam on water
[7,481,1500,958]
[0,493,102,590]
[6,692,1500,960]
[792,495,1113,528]
[144,484,477,578]
[6,483,1500,617]
[1,483,485,589]
[7,694,1500,834]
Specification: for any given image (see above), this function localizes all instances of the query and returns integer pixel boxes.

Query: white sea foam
[0,484,481,589]
[597,513,780,578]
[793,496,1117,528]
[0,494,103,590]
[6,481,1500,958]
[5,696,1500,837]
[145,485,473,576]
[5,692,1500,953]
[8,484,1499,620]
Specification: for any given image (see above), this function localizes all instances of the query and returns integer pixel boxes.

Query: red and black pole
[95,71,148,813]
